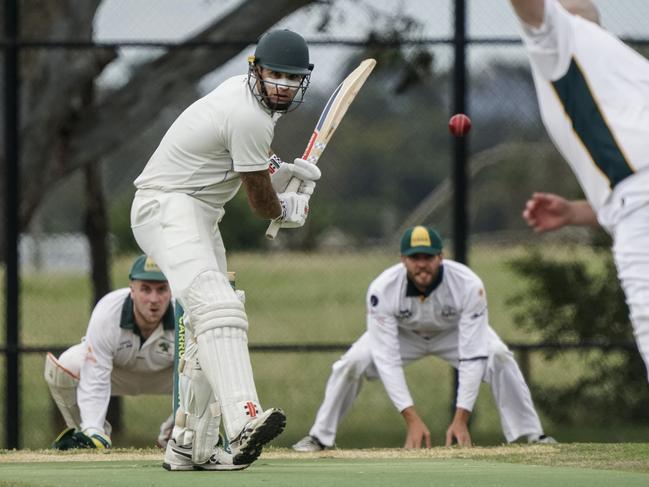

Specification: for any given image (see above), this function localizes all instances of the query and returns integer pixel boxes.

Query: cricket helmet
[247,30,313,113]
[252,29,314,75]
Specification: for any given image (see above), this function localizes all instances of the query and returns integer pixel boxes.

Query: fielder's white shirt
[77,288,175,432]
[367,260,489,412]
[519,0,649,227]
[134,75,279,208]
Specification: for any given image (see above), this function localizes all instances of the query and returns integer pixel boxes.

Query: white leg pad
[182,270,248,336]
[44,352,81,429]
[172,354,222,464]
[183,270,261,441]
[197,328,261,441]
[186,367,221,464]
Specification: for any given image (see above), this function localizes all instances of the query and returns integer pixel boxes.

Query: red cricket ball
[449,113,472,137]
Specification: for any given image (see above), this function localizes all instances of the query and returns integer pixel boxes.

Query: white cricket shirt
[366,260,489,413]
[519,0,649,227]
[77,288,175,432]
[134,75,279,208]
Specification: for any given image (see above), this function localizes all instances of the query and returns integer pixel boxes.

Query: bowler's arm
[511,0,546,27]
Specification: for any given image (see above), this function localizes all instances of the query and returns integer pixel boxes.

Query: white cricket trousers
[130,190,228,298]
[309,326,543,445]
[612,202,649,381]
[131,190,262,440]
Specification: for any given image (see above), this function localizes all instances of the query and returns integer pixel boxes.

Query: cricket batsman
[130,29,321,470]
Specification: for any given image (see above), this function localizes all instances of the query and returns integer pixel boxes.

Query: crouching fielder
[294,226,555,451]
[45,255,175,450]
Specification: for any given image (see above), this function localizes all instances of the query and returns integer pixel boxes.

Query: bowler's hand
[522,192,572,232]
[523,193,598,231]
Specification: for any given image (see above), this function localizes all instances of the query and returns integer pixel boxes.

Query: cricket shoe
[230,408,286,466]
[527,434,558,445]
[162,438,248,471]
[292,435,327,452]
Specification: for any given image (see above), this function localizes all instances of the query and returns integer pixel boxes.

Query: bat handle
[265,176,302,240]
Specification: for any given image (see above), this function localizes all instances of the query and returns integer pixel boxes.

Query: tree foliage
[507,236,649,423]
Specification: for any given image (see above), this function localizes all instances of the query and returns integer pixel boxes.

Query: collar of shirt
[405,265,444,299]
[119,295,175,336]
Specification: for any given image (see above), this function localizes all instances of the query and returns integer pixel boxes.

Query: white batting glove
[269,156,321,195]
[275,192,310,228]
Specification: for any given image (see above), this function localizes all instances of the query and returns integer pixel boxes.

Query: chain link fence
[2,0,649,449]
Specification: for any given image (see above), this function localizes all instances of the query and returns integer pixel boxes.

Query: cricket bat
[265,58,377,239]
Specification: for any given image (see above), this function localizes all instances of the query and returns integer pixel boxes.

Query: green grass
[0,245,644,449]
[0,445,648,486]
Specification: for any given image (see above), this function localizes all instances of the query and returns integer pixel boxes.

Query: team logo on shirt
[397,309,412,320]
[158,341,170,353]
[441,306,457,318]
[470,307,486,320]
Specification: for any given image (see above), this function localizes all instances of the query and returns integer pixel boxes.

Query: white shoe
[230,408,286,466]
[162,439,248,471]
[292,435,327,452]
[528,434,558,444]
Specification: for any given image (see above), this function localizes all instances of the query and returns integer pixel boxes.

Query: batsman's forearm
[240,171,282,219]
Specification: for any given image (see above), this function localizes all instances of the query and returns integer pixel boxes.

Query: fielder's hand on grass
[269,156,321,195]
[445,408,472,447]
[401,406,431,449]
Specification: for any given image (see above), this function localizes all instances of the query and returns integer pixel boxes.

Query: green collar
[120,294,175,335]
[405,265,444,298]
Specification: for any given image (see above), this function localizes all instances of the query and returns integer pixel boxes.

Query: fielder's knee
[332,352,371,381]
[183,270,248,337]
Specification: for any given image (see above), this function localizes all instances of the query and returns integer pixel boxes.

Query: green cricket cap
[400,226,443,256]
[129,255,167,282]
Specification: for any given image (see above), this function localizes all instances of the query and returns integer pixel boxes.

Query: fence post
[452,0,469,265]
[4,0,21,450]
[451,0,469,424]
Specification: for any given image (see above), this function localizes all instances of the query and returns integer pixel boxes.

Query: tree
[507,237,649,424]
[1,0,317,255]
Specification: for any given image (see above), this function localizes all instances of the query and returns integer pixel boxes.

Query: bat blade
[266,58,377,239]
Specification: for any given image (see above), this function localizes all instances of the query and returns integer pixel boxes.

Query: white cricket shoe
[162,439,248,471]
[230,408,286,466]
[527,434,558,445]
[292,435,327,452]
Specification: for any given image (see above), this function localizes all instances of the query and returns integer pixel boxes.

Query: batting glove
[276,192,310,228]
[269,156,321,195]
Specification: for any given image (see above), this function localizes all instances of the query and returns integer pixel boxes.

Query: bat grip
[265,176,302,239]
